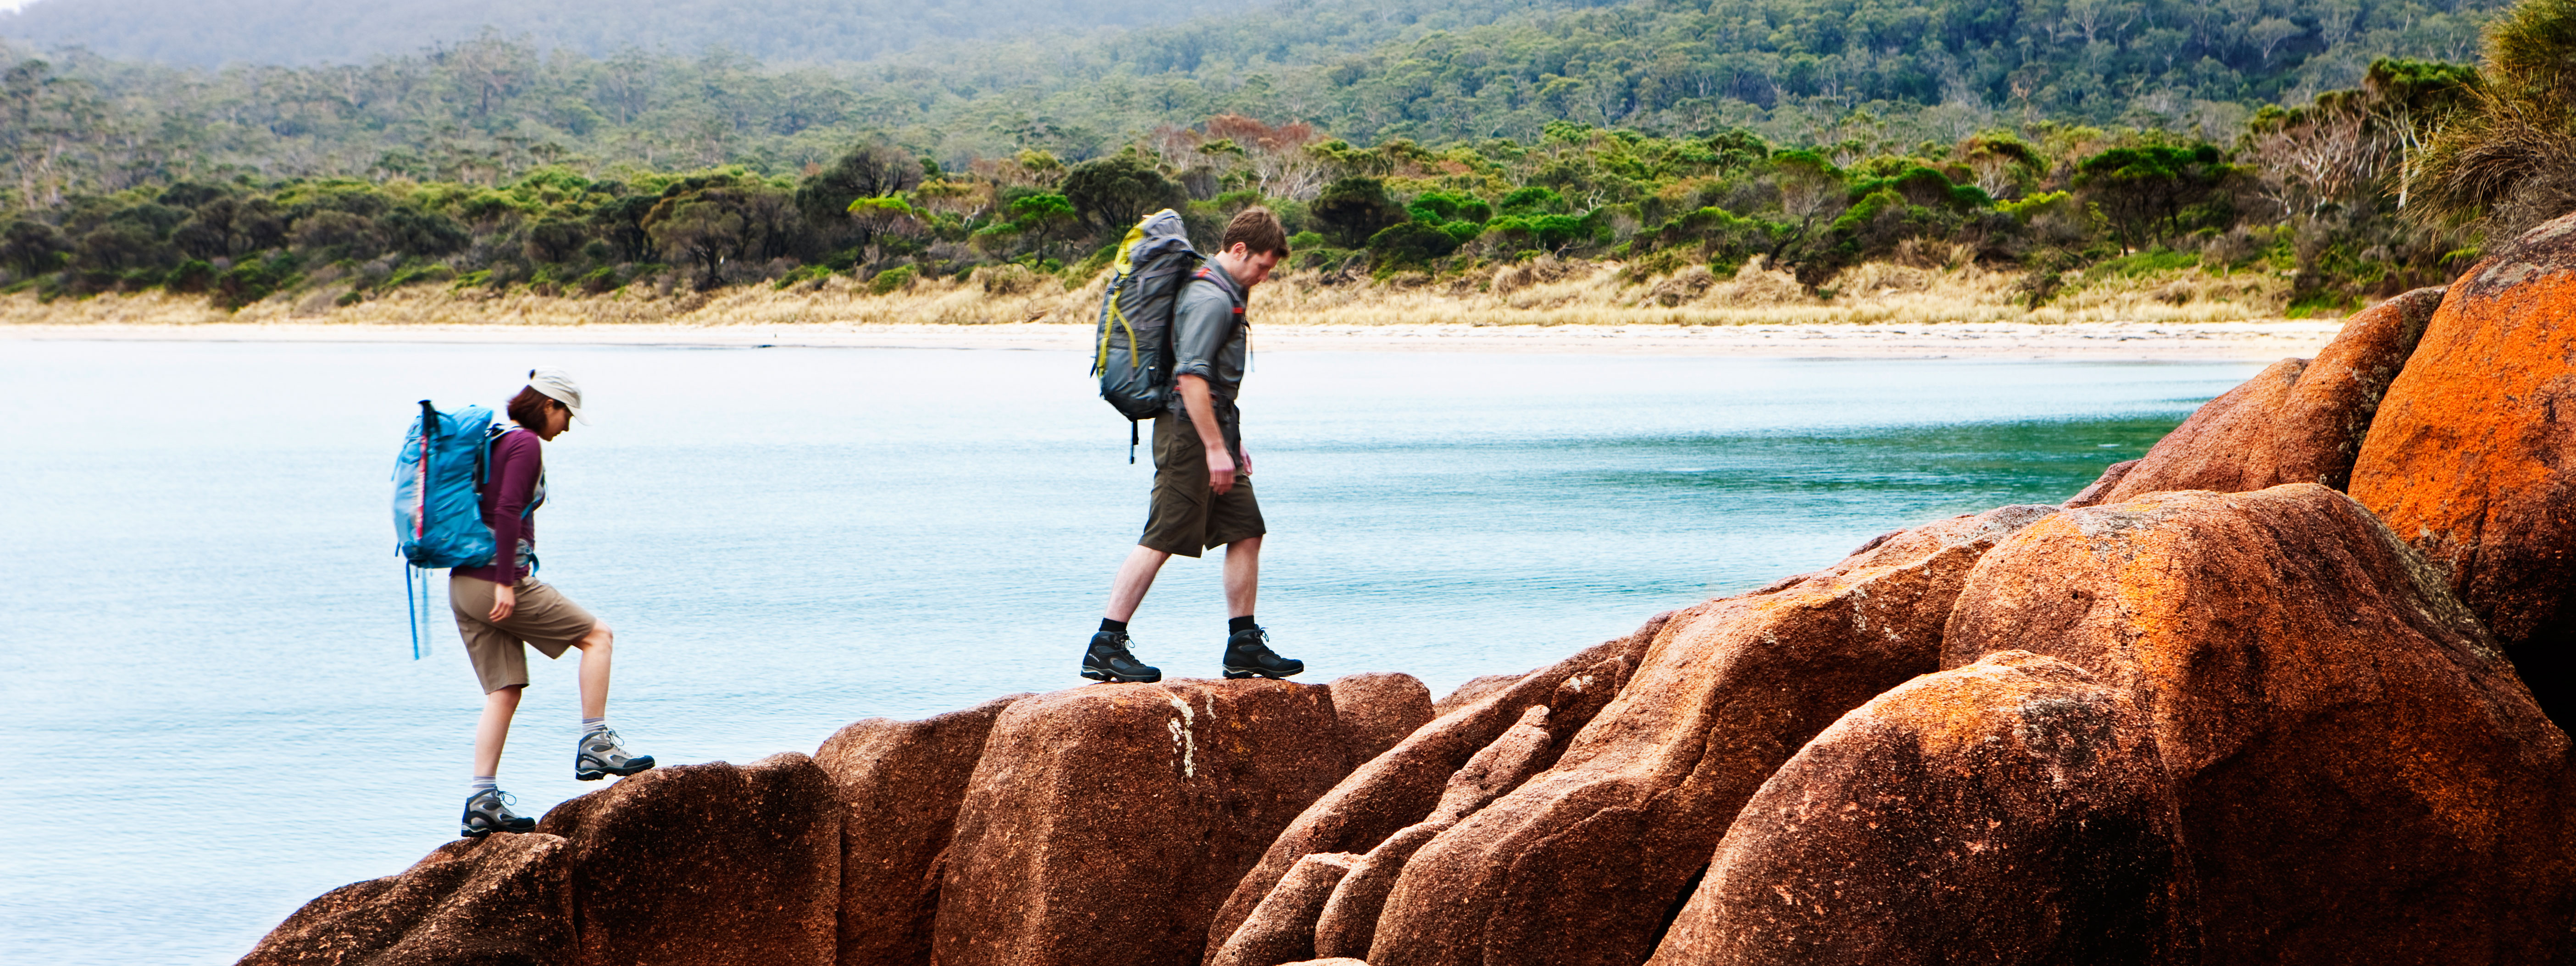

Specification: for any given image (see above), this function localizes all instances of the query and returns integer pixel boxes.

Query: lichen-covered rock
[2068,286,2444,507]
[1327,673,1434,767]
[237,833,572,966]
[1943,484,2576,965]
[1209,852,1363,966]
[534,755,840,966]
[1367,505,2058,966]
[2352,214,2576,711]
[1648,652,2194,966]
[933,679,1348,966]
[1204,623,1662,954]
[813,694,1026,966]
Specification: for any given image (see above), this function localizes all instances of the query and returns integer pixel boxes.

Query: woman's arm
[485,432,540,619]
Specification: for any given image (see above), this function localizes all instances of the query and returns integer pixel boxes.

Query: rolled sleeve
[1170,281,1232,383]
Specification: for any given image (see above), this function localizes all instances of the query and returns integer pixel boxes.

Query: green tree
[2073,145,2234,251]
[1311,177,1405,247]
[1062,154,1184,234]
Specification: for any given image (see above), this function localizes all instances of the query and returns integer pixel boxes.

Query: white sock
[470,775,498,795]
[581,717,608,737]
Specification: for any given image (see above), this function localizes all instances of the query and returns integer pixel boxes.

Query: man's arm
[1177,374,1235,494]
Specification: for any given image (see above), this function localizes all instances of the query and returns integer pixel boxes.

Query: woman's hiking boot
[575,728,656,782]
[1221,626,1304,679]
[461,789,536,838]
[1082,631,1163,683]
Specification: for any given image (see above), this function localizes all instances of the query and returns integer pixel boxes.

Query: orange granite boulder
[1327,672,1434,767]
[2351,213,2576,718]
[1648,652,2194,966]
[932,679,1348,966]
[237,833,573,966]
[1203,623,1663,954]
[1943,484,2576,965]
[813,694,1027,966]
[1363,505,2058,966]
[2069,286,2444,506]
[534,755,841,966]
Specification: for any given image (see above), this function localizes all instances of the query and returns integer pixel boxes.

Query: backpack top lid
[1114,209,1194,278]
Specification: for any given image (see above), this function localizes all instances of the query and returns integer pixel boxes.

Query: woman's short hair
[505,385,560,430]
[1221,207,1290,257]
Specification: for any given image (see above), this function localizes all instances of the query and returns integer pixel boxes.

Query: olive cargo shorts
[449,574,598,694]
[1139,414,1266,557]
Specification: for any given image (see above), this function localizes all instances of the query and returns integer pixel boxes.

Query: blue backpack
[392,400,498,658]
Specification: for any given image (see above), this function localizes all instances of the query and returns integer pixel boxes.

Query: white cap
[525,366,589,424]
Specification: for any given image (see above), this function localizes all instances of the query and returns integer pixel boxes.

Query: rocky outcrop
[1942,484,2574,965]
[2351,214,2576,718]
[1650,651,2194,966]
[2068,286,2443,507]
[1311,821,1446,960]
[1364,505,2058,966]
[1204,624,1662,954]
[1209,851,1363,966]
[1327,672,1433,767]
[1431,672,1524,719]
[238,833,573,966]
[933,679,1349,966]
[813,695,1026,966]
[534,754,842,966]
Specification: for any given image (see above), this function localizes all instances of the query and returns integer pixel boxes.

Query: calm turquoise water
[0,339,2252,964]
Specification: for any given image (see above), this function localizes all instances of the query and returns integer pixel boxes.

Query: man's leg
[1088,545,1173,683]
[1222,535,1261,619]
[1106,544,1174,622]
[1218,534,1301,679]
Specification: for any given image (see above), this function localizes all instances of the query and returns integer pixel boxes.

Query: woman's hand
[489,583,517,622]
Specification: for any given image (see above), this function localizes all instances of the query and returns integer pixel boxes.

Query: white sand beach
[2,318,2344,361]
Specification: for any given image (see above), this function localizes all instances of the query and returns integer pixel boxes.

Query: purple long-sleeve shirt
[457,428,542,585]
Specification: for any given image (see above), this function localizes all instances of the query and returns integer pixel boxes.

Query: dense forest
[3,0,2570,317]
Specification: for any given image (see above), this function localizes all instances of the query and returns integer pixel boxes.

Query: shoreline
[1,318,2343,360]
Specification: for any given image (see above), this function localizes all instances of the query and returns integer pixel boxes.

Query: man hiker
[1083,208,1307,683]
[452,367,655,836]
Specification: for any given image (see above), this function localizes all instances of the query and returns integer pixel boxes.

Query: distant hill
[0,0,2510,187]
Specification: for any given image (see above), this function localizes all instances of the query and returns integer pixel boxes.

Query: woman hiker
[452,366,655,837]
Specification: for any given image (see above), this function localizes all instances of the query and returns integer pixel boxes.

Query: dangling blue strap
[405,564,430,660]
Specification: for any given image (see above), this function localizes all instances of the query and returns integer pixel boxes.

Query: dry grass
[0,256,2299,329]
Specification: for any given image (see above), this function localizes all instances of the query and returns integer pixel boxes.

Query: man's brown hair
[1221,207,1290,257]
[505,386,561,431]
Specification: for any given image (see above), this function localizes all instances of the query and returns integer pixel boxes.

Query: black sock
[1099,618,1128,634]
[1228,616,1257,635]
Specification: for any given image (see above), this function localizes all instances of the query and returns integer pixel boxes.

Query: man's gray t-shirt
[1167,265,1249,452]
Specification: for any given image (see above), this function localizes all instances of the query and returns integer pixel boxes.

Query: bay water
[0,338,2254,963]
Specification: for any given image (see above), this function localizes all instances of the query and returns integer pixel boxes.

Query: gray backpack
[1090,209,1201,461]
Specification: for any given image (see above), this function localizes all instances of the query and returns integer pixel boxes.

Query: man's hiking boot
[575,728,655,782]
[461,789,536,838]
[1222,626,1304,680]
[1082,631,1163,683]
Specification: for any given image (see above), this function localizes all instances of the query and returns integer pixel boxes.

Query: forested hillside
[4,0,2568,325]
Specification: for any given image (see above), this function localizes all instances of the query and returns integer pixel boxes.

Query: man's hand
[489,583,517,622]
[1206,444,1237,495]
[1177,373,1236,495]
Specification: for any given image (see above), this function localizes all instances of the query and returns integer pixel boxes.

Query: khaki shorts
[1140,414,1266,558]
[449,575,598,694]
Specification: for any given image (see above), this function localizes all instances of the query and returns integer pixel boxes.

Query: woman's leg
[473,684,523,777]
[570,622,613,720]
